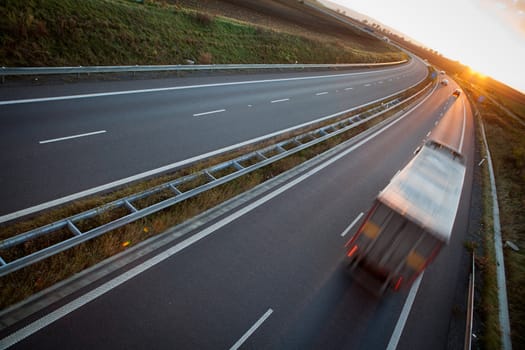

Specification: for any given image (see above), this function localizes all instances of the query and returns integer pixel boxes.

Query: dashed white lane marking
[364,83,371,87]
[344,87,353,91]
[340,212,364,237]
[39,130,106,144]
[270,98,290,104]
[316,92,328,96]
[426,131,431,137]
[229,308,273,350]
[193,109,226,117]
[0,67,406,106]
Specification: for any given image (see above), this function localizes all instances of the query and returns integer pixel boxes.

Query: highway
[0,59,427,219]
[0,76,475,349]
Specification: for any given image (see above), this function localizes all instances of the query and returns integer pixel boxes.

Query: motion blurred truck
[345,140,466,295]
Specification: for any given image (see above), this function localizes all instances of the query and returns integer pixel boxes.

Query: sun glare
[334,0,525,93]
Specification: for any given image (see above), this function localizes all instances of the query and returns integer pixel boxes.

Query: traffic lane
[0,63,425,154]
[396,95,475,350]
[6,85,446,349]
[0,69,426,215]
[0,59,425,135]
[0,60,421,102]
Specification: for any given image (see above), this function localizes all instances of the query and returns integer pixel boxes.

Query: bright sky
[329,0,525,93]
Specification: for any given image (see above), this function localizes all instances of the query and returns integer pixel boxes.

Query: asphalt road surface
[0,60,427,218]
[0,78,475,349]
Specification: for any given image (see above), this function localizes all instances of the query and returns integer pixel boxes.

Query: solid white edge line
[459,99,466,153]
[340,212,364,237]
[0,66,409,106]
[386,273,424,350]
[0,84,436,348]
[229,308,274,350]
[38,130,107,144]
[0,80,427,225]
[193,109,226,117]
[270,98,290,104]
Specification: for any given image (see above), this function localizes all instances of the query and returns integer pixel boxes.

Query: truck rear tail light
[347,245,358,257]
[394,276,403,291]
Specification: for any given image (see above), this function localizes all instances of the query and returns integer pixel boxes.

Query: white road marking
[0,68,404,106]
[193,109,226,117]
[39,130,106,144]
[229,308,273,350]
[344,87,353,91]
[459,99,466,153]
[364,83,371,87]
[478,158,486,166]
[426,131,431,137]
[386,273,424,350]
[270,98,290,104]
[0,86,435,347]
[340,212,364,237]
[316,92,328,96]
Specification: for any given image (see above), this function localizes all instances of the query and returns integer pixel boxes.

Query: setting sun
[326,0,525,93]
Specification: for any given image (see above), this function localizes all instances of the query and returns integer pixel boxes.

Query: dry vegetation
[458,77,525,349]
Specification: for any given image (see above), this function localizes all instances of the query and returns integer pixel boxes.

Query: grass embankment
[0,75,432,309]
[0,0,407,67]
[459,79,525,349]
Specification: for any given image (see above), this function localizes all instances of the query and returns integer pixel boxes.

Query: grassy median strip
[459,80,525,349]
[0,78,432,309]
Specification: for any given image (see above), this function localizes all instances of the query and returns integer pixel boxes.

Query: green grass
[459,80,525,349]
[0,0,407,67]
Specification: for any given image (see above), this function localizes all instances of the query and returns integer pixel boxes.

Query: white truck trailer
[345,140,466,295]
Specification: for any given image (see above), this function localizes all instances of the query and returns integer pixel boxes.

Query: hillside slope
[0,0,407,66]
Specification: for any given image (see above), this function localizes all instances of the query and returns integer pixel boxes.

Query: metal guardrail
[0,80,431,276]
[0,61,407,82]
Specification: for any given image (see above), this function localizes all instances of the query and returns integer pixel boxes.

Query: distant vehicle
[452,89,461,97]
[345,140,466,295]
[440,79,449,86]
[440,70,446,75]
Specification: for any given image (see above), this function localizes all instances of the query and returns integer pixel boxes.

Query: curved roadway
[0,60,427,218]
[0,76,475,349]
